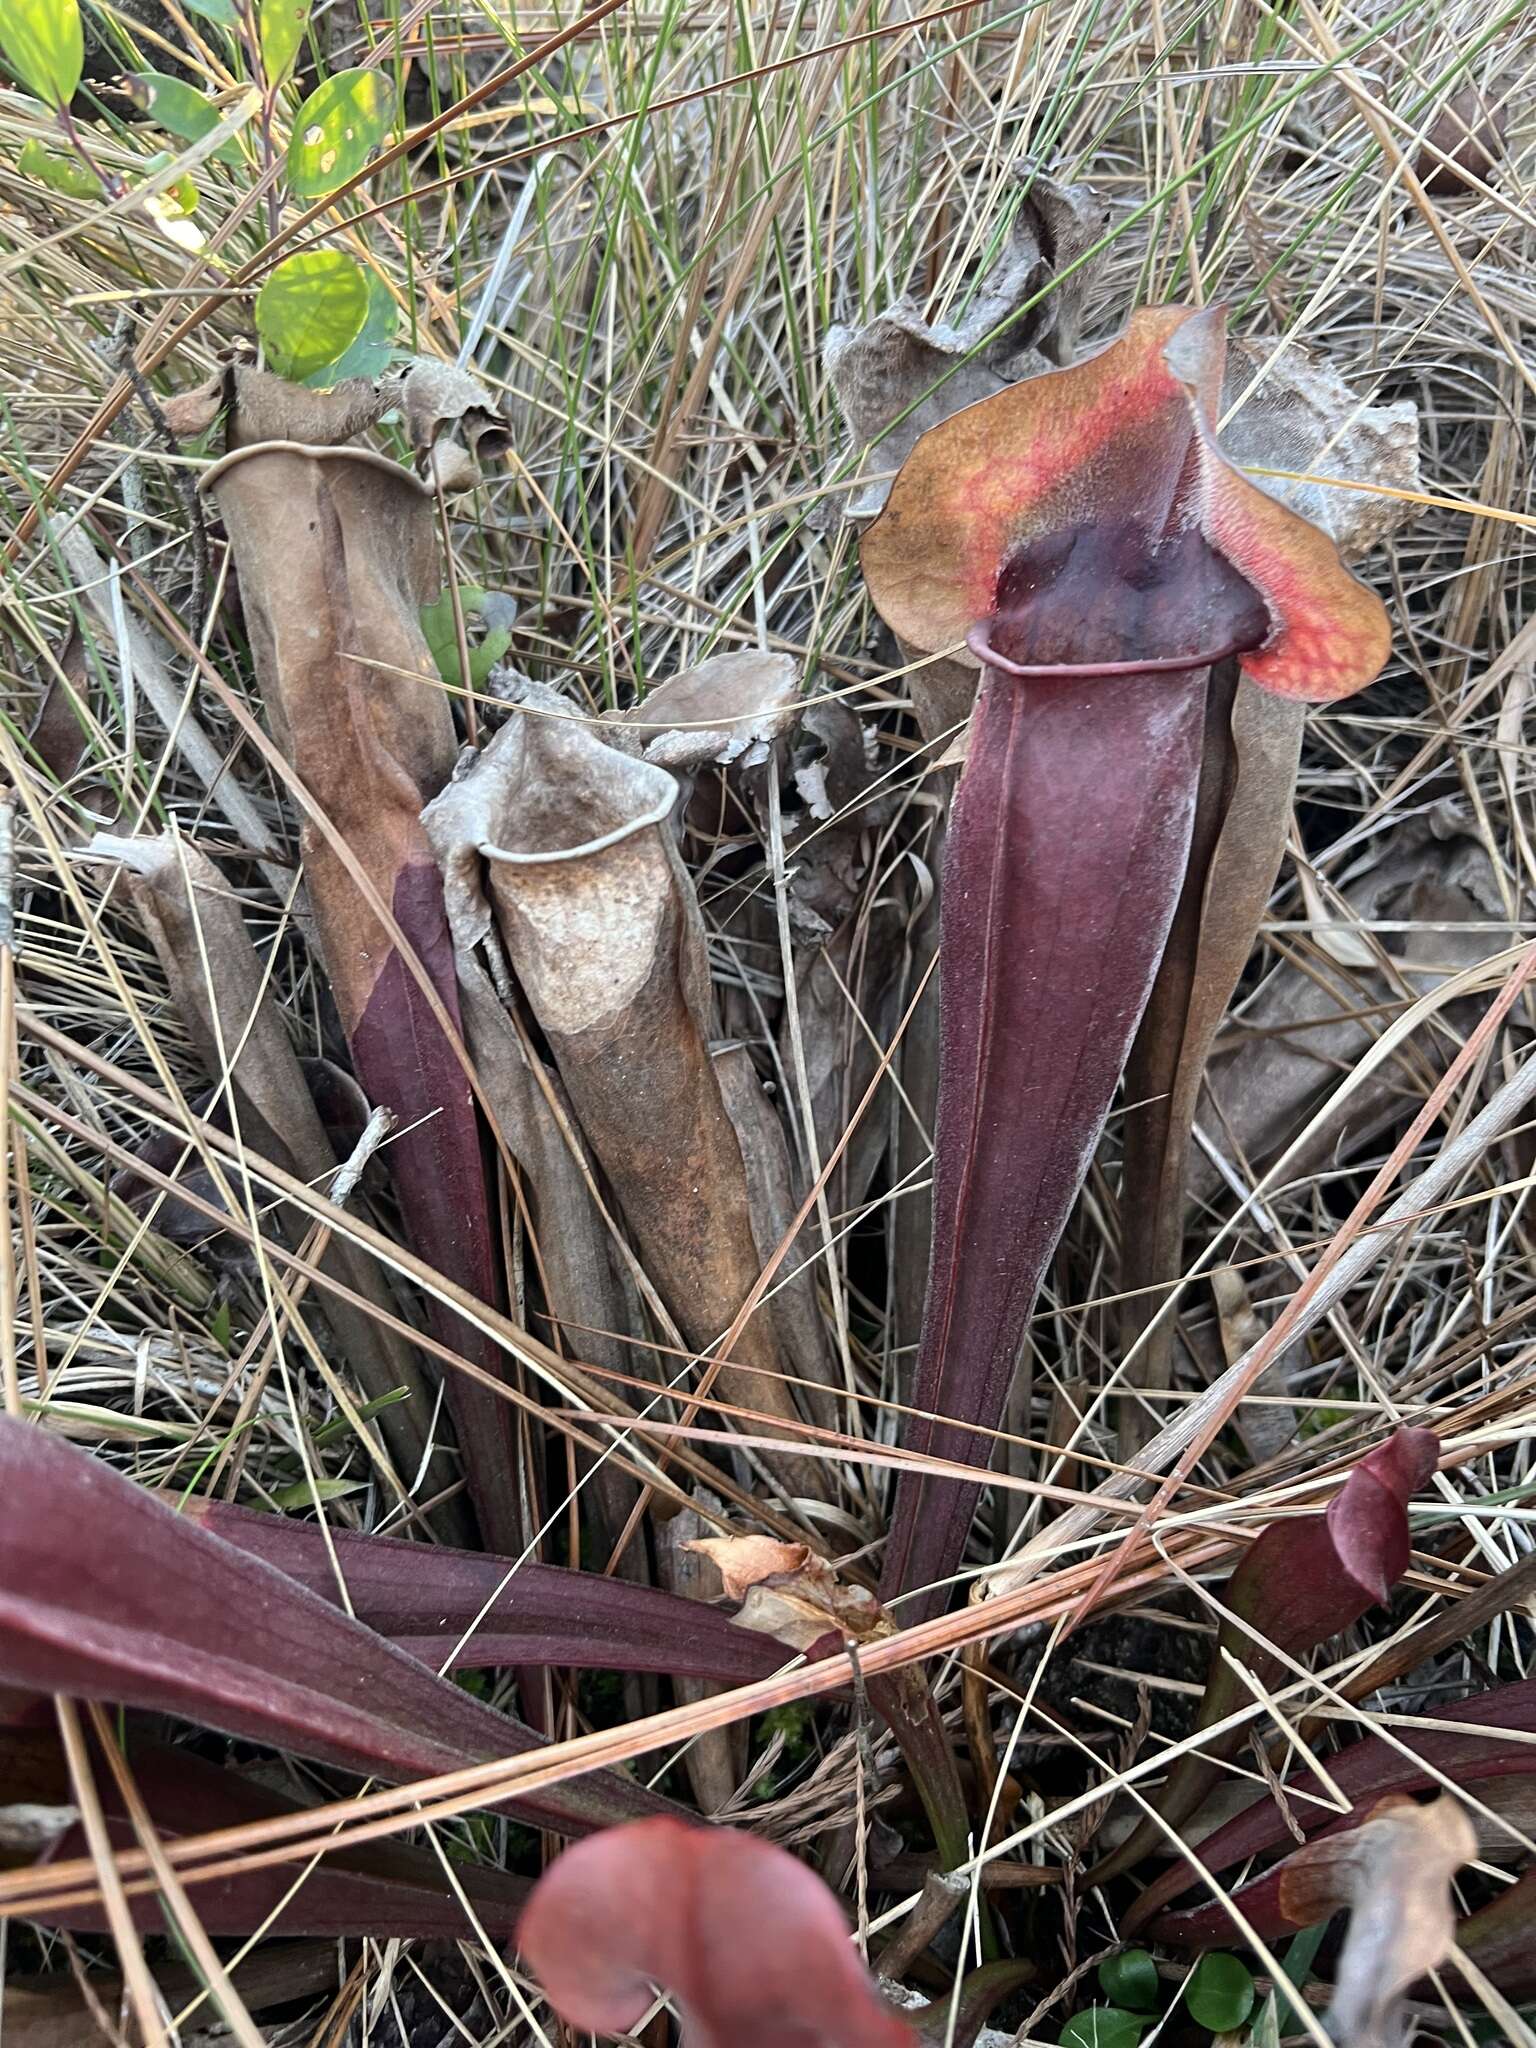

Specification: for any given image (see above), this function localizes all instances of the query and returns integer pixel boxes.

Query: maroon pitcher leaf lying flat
[0,1420,682,1837]
[1455,1863,1536,1997]
[7,1727,528,1940]
[859,305,1392,1622]
[518,1817,913,2048]
[1134,1676,1536,1941]
[1097,1427,1437,1887]
[185,1500,785,1685]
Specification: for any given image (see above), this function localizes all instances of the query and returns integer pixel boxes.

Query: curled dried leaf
[392,357,512,490]
[205,356,520,1547]
[1219,339,1421,561]
[161,367,229,441]
[686,1532,888,1651]
[686,1532,812,1602]
[620,648,802,771]
[826,166,1106,741]
[825,162,1107,522]
[1280,1796,1476,2048]
[187,356,509,489]
[771,698,895,941]
[421,715,652,1566]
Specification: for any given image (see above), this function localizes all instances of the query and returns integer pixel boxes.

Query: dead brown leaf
[1118,675,1306,1447]
[685,1532,889,1650]
[715,1044,842,1435]
[1191,806,1515,1210]
[825,163,1105,740]
[28,624,93,790]
[202,358,524,1549]
[1278,1795,1476,2048]
[824,161,1106,524]
[421,773,653,1576]
[1219,338,1421,561]
[1413,84,1510,196]
[85,832,456,1515]
[619,648,802,773]
[422,678,826,1501]
[656,1499,750,1813]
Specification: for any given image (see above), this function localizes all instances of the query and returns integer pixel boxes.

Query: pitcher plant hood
[860,303,1390,702]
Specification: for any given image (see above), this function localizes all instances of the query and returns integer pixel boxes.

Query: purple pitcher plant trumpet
[861,304,1392,1618]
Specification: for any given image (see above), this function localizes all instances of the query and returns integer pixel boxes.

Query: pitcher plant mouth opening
[966,620,1267,678]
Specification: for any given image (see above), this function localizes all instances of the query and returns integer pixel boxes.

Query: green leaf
[124,72,242,165]
[141,151,199,218]
[18,136,96,198]
[1097,1952,1161,2014]
[145,161,199,219]
[311,1386,410,1444]
[140,151,198,215]
[1279,1922,1328,1990]
[469,629,512,687]
[182,0,241,20]
[422,583,489,658]
[287,67,394,198]
[255,249,369,382]
[163,172,199,219]
[1185,1955,1256,2035]
[0,0,83,108]
[1248,1990,1282,2048]
[310,265,397,384]
[420,585,512,691]
[1059,2010,1144,2048]
[258,0,310,85]
[269,1475,367,1508]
